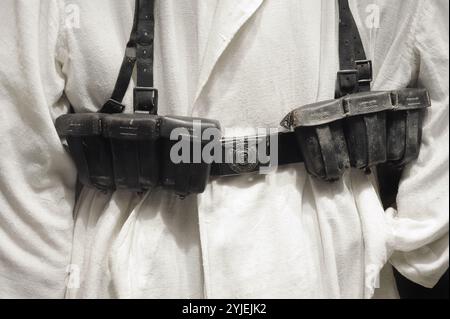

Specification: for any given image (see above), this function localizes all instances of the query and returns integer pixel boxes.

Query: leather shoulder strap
[134,0,158,114]
[103,0,369,112]
[336,0,373,97]
[100,0,157,114]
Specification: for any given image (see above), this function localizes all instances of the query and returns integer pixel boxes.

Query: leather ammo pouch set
[281,89,431,182]
[55,113,220,195]
[55,0,431,197]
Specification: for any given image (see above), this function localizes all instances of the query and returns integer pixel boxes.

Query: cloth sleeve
[387,0,449,288]
[0,0,74,298]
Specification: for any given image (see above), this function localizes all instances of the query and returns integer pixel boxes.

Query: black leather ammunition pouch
[386,88,431,166]
[281,99,350,181]
[102,114,160,191]
[55,113,115,190]
[343,92,392,169]
[159,116,221,196]
[281,89,431,182]
[56,113,221,196]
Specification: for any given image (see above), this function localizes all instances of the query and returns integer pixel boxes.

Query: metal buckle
[133,87,158,114]
[336,60,373,97]
[355,59,373,83]
[226,140,260,174]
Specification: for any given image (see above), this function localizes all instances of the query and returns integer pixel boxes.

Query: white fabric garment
[0,0,448,299]
[0,1,74,298]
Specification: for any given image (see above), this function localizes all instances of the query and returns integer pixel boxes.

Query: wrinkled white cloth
[0,0,448,299]
[0,0,74,298]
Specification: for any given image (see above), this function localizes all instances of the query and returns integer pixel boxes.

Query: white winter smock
[0,0,448,299]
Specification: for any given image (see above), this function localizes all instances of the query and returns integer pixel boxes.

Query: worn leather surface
[336,0,372,97]
[55,0,429,190]
[281,89,431,182]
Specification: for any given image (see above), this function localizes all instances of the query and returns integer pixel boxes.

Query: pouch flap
[102,114,160,140]
[391,88,431,111]
[160,115,221,140]
[281,99,345,128]
[55,113,104,137]
[343,91,393,116]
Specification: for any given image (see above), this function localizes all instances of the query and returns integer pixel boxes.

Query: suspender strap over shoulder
[102,0,369,112]
[100,0,157,115]
[336,0,372,98]
[134,0,158,114]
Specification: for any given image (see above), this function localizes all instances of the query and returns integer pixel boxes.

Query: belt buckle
[224,137,262,174]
